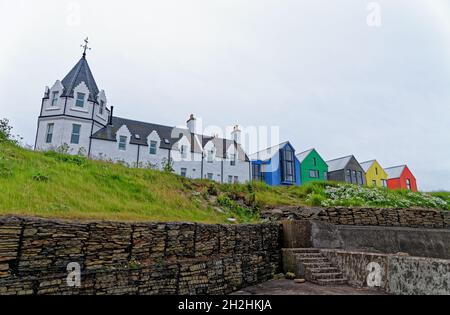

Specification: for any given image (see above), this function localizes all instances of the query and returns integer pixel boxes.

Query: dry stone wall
[263,206,450,229]
[0,217,282,295]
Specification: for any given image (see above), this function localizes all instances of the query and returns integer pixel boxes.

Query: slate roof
[360,160,376,173]
[384,165,406,179]
[249,141,290,161]
[61,56,100,103]
[326,155,353,172]
[296,148,314,163]
[91,116,249,161]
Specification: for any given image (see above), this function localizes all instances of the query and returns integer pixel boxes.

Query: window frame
[181,145,188,159]
[75,92,86,108]
[309,169,319,179]
[346,169,352,183]
[252,164,265,181]
[281,147,295,183]
[51,91,59,106]
[70,124,81,144]
[230,153,236,166]
[207,149,214,163]
[406,179,411,190]
[99,100,104,115]
[45,123,54,144]
[118,135,127,151]
[180,168,187,178]
[149,140,158,155]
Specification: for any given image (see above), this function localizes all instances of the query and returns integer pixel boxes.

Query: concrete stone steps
[291,248,321,254]
[315,278,348,286]
[308,267,341,273]
[309,272,344,280]
[290,248,348,286]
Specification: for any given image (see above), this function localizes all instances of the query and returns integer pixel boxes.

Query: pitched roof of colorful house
[61,56,100,103]
[296,148,315,162]
[249,141,290,161]
[360,160,376,173]
[385,165,406,179]
[326,155,354,172]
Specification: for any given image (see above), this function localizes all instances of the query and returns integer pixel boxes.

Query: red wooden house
[385,165,418,192]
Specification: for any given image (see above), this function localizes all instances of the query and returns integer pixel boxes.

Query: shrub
[0,157,13,177]
[319,184,448,210]
[33,173,49,182]
[307,193,325,206]
[44,150,86,166]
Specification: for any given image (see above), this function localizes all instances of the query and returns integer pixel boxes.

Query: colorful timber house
[385,165,418,192]
[250,142,301,186]
[360,160,388,188]
[326,155,366,185]
[296,148,328,184]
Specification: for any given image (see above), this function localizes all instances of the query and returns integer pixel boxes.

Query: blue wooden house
[250,141,301,186]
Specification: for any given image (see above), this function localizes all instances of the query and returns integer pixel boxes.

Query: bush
[44,150,86,166]
[307,193,325,206]
[0,118,20,144]
[0,157,13,177]
[33,173,49,182]
[319,184,448,210]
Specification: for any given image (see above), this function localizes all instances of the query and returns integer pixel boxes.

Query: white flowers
[316,184,448,210]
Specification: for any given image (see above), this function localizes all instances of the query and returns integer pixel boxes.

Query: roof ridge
[326,155,353,162]
[251,141,289,155]
[296,148,314,155]
[360,159,376,164]
[385,165,406,170]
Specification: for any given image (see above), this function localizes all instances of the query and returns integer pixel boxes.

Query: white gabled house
[35,52,252,183]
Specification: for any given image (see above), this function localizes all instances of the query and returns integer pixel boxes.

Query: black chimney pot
[109,106,114,125]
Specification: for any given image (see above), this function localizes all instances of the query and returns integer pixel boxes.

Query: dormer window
[99,100,105,115]
[149,140,157,155]
[75,92,86,108]
[230,153,236,166]
[51,91,59,106]
[207,149,214,163]
[118,136,127,151]
[181,145,188,159]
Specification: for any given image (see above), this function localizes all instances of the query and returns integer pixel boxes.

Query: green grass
[0,141,230,223]
[0,141,448,224]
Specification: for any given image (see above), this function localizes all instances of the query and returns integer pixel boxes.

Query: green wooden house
[296,148,328,184]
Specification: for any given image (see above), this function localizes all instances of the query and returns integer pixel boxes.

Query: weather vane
[81,37,91,58]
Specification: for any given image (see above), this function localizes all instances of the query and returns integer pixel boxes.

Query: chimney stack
[187,114,197,134]
[231,125,241,144]
[108,106,114,125]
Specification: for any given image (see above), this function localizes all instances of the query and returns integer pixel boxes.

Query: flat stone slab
[232,280,388,295]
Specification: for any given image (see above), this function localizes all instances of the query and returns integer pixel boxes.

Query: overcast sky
[0,0,449,191]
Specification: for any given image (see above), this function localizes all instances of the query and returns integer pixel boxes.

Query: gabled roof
[296,148,314,163]
[61,56,100,103]
[384,165,406,179]
[249,141,290,161]
[201,136,248,160]
[326,155,353,172]
[91,116,249,161]
[360,160,376,173]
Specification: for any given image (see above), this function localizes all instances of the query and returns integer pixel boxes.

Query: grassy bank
[0,141,448,224]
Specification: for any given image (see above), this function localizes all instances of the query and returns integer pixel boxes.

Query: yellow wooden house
[360,160,388,188]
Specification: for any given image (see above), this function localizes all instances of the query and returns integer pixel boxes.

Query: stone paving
[232,279,388,295]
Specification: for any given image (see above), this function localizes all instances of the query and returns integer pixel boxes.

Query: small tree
[161,157,174,173]
[0,118,16,144]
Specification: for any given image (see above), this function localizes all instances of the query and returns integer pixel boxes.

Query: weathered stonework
[263,206,450,229]
[0,217,282,295]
